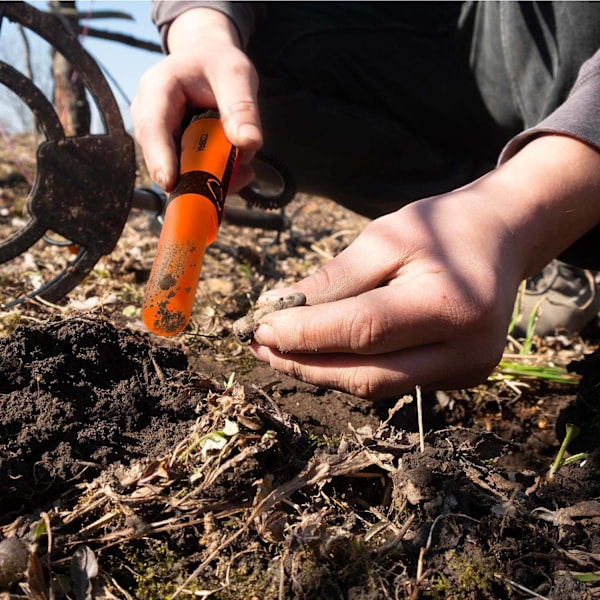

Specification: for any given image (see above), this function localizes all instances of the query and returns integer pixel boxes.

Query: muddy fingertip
[233,293,306,342]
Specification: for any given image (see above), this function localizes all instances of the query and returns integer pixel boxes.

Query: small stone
[0,537,29,589]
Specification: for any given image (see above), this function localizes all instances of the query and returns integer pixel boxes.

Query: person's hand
[131,8,262,193]
[249,135,600,400]
[250,187,522,399]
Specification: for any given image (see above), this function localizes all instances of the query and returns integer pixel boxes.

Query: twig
[40,511,53,559]
[309,243,334,260]
[75,25,162,53]
[497,575,550,599]
[105,573,136,600]
[171,450,374,597]
[416,385,424,453]
[416,546,426,582]
[376,513,415,556]
[278,553,286,600]
[149,352,165,384]
[417,513,479,581]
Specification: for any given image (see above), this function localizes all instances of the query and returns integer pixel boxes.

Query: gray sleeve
[499,49,600,163]
[499,49,600,270]
[151,1,266,51]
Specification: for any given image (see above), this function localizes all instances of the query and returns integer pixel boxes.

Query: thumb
[218,103,262,163]
[208,56,263,162]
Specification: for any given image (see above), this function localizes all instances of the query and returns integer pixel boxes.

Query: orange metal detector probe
[142,110,237,336]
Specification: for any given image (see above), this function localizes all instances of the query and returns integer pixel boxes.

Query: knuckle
[137,62,166,94]
[224,53,256,78]
[438,282,500,331]
[137,68,154,88]
[466,356,499,383]
[476,342,504,374]
[266,351,304,381]
[348,379,372,399]
[344,370,382,400]
[281,357,307,383]
[445,343,504,389]
[221,99,257,121]
[296,259,355,305]
[308,267,337,298]
[348,307,386,352]
[132,116,151,144]
[211,52,257,89]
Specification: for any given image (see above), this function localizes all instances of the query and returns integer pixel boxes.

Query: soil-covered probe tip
[142,111,237,336]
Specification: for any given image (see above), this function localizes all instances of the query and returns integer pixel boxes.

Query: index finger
[253,279,463,356]
[259,219,409,306]
[131,58,197,191]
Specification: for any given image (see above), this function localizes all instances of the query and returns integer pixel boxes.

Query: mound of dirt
[0,317,599,599]
[0,317,199,518]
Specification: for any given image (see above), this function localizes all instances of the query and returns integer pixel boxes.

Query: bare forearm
[167,7,242,53]
[475,134,600,279]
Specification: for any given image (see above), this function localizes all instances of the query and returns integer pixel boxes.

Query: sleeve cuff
[499,50,600,164]
[151,1,265,52]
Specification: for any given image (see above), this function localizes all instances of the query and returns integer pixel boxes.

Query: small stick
[416,385,425,453]
[233,293,306,342]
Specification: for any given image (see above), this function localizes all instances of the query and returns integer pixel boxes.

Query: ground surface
[0,134,600,599]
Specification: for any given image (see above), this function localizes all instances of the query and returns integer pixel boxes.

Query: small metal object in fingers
[233,292,306,342]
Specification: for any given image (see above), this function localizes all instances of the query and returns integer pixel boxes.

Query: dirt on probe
[1,133,600,599]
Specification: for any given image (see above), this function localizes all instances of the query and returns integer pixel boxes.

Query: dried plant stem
[416,385,424,453]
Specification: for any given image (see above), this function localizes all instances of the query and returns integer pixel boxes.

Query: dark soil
[0,134,599,599]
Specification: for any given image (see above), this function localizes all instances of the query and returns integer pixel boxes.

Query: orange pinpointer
[142,110,237,336]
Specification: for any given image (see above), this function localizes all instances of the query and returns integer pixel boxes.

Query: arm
[499,48,600,270]
[250,132,600,399]
[152,1,266,51]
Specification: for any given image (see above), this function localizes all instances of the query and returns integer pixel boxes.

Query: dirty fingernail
[253,322,275,346]
[154,169,167,190]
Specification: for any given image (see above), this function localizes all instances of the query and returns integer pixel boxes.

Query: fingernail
[238,123,261,144]
[155,169,167,191]
[249,343,270,362]
[253,322,275,346]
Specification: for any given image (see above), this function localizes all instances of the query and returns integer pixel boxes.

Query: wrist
[479,134,600,278]
[167,7,242,53]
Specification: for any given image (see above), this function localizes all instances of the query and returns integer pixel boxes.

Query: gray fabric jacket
[152,1,265,49]
[152,1,600,163]
[152,1,600,266]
